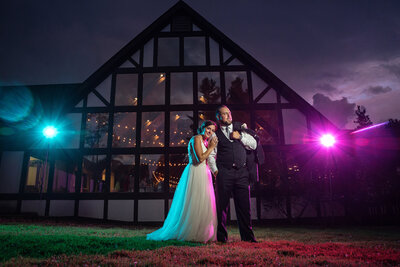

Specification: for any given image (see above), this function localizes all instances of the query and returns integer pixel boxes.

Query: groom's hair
[215,105,229,120]
[197,120,217,134]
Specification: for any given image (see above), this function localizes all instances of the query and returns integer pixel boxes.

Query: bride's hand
[209,136,218,148]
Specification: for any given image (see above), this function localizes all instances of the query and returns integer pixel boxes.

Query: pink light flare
[350,121,389,134]
[320,134,336,147]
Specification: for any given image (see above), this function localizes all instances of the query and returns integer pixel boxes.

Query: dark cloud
[313,93,356,128]
[363,86,392,95]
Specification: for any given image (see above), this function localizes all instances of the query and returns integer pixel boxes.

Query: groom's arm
[240,131,257,150]
[208,146,218,175]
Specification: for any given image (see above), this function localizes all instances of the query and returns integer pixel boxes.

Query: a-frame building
[0,1,340,222]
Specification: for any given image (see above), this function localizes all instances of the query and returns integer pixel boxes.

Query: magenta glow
[320,134,336,147]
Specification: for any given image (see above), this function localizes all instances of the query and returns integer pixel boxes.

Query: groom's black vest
[215,122,247,169]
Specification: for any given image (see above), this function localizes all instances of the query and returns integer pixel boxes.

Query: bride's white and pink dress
[146,136,217,242]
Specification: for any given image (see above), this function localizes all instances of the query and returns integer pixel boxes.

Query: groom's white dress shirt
[208,123,256,174]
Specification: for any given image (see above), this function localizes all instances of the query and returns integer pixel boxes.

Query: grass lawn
[1,218,399,266]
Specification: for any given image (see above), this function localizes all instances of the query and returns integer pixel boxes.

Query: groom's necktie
[226,126,232,142]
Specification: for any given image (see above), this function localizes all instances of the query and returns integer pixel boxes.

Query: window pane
[53,156,77,193]
[84,113,109,148]
[169,154,189,192]
[258,152,284,219]
[226,72,249,104]
[255,110,279,145]
[143,39,153,67]
[110,155,135,193]
[139,154,165,192]
[170,111,193,147]
[113,112,136,148]
[59,113,81,149]
[158,38,179,66]
[252,72,276,103]
[143,73,165,105]
[209,38,220,65]
[115,74,138,106]
[170,72,193,104]
[230,110,250,127]
[198,110,215,126]
[282,109,308,144]
[141,112,164,147]
[198,72,221,104]
[184,37,206,65]
[81,155,107,193]
[25,155,49,193]
[87,76,111,107]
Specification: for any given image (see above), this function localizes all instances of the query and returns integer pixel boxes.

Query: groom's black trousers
[215,165,255,242]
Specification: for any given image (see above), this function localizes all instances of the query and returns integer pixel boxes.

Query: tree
[354,105,372,130]
[199,77,220,104]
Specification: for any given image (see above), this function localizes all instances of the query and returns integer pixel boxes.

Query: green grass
[1,221,399,266]
[0,224,202,262]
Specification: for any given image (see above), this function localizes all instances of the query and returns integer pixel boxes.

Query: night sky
[1,0,399,129]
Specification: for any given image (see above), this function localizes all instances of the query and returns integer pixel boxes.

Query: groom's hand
[213,171,218,177]
[231,131,241,140]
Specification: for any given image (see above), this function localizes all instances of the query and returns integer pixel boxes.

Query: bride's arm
[193,135,217,163]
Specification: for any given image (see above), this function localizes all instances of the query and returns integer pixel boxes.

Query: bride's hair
[197,120,217,135]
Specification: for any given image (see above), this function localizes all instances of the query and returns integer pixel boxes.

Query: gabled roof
[68,1,337,130]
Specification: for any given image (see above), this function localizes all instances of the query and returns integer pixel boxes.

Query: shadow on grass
[0,234,201,262]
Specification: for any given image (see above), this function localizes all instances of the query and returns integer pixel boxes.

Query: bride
[147,120,218,243]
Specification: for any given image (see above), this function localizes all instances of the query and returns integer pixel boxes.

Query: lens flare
[42,126,58,139]
[320,134,335,147]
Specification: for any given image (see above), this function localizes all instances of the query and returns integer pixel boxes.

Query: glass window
[198,110,216,126]
[255,110,279,145]
[81,155,107,193]
[209,38,220,65]
[170,111,193,147]
[53,156,77,193]
[141,112,164,147]
[258,152,285,219]
[225,72,249,104]
[282,109,308,144]
[170,72,193,104]
[223,48,232,63]
[84,113,109,148]
[143,73,165,105]
[113,112,136,147]
[115,74,138,106]
[169,154,189,192]
[192,24,201,31]
[25,155,49,193]
[58,113,81,149]
[252,72,276,103]
[158,38,179,66]
[119,60,135,68]
[198,72,221,104]
[184,37,206,65]
[161,24,171,32]
[87,76,111,107]
[231,110,250,127]
[143,39,154,67]
[139,154,165,192]
[110,155,135,193]
[75,100,83,108]
[87,92,106,107]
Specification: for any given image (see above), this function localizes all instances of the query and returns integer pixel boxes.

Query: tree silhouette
[354,105,373,130]
[227,76,248,104]
[199,77,220,104]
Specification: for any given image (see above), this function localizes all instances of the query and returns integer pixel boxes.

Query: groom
[208,105,257,243]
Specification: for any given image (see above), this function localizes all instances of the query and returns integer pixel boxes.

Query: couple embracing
[147,105,257,243]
